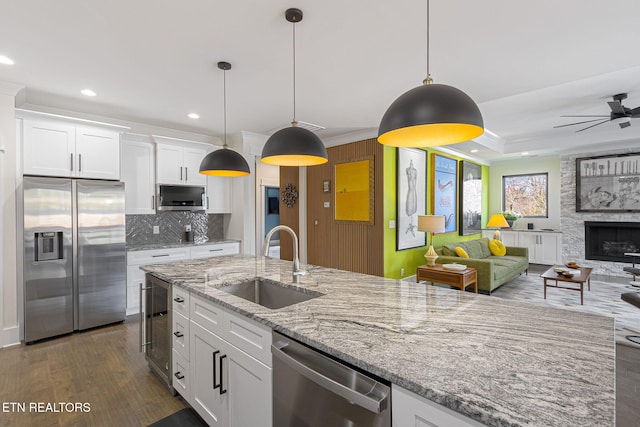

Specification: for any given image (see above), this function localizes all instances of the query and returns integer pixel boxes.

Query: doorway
[264,186,280,258]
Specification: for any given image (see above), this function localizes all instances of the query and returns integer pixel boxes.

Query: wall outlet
[389,220,396,229]
[401,268,405,277]
[153,225,160,234]
[185,224,192,232]
[323,201,330,208]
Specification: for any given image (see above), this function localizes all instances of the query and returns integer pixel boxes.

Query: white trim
[152,134,219,147]
[1,326,20,348]
[16,108,131,130]
[321,128,377,148]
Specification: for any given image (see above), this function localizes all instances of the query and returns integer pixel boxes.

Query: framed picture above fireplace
[576,152,640,212]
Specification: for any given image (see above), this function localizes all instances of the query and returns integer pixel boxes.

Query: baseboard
[1,326,20,348]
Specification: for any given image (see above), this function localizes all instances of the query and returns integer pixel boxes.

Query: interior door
[76,180,126,330]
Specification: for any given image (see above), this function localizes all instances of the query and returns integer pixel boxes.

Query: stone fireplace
[584,221,640,263]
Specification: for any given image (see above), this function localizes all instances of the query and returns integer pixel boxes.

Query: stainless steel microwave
[156,185,206,211]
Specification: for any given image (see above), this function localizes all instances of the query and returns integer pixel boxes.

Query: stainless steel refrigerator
[23,176,126,342]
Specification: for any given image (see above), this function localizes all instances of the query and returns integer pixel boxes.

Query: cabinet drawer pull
[173,297,185,303]
[152,195,155,210]
[173,331,184,338]
[213,350,220,389]
[219,354,227,395]
[174,372,184,380]
[185,167,188,181]
[209,248,223,252]
[180,166,183,181]
[152,254,170,258]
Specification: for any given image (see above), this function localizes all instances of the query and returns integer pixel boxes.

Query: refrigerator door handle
[139,282,152,352]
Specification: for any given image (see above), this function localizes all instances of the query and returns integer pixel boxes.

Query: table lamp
[486,213,510,240]
[418,215,446,266]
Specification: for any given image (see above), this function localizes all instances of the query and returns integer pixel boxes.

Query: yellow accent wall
[383,146,489,279]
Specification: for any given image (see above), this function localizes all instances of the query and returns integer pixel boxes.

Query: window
[502,173,548,217]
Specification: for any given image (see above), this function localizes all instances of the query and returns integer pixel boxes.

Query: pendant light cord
[292,20,297,126]
[424,0,433,85]
[223,67,228,148]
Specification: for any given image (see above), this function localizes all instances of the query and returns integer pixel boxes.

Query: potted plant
[501,210,522,227]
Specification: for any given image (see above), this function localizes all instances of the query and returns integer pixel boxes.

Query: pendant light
[199,61,251,177]
[261,8,328,166]
[378,0,484,147]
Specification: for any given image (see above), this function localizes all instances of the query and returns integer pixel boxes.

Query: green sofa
[434,237,529,293]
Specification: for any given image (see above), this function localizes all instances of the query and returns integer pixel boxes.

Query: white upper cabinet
[23,119,120,180]
[121,137,155,214]
[207,175,232,214]
[156,142,207,186]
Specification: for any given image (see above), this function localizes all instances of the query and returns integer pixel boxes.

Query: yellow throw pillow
[489,239,506,256]
[455,247,469,258]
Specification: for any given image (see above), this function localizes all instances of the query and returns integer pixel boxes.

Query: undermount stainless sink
[219,278,323,309]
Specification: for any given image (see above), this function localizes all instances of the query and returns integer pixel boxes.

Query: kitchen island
[141,254,615,426]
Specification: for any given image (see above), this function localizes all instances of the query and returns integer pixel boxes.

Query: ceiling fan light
[378,83,484,147]
[199,147,250,177]
[261,123,328,166]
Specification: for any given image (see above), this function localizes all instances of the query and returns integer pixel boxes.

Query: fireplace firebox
[585,221,640,263]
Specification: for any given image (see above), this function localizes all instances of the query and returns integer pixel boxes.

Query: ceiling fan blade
[553,118,611,128]
[619,121,631,129]
[576,119,610,132]
[607,101,626,115]
[560,114,609,117]
[630,106,640,117]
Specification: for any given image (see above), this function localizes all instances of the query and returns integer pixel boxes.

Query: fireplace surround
[585,221,640,263]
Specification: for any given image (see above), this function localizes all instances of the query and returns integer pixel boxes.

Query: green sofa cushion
[445,238,491,259]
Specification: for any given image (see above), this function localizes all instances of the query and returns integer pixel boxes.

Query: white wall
[0,81,23,347]
[488,155,561,230]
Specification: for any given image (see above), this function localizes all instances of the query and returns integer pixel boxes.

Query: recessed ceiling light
[81,89,97,97]
[470,149,479,153]
[522,152,529,156]
[188,113,200,119]
[0,55,15,65]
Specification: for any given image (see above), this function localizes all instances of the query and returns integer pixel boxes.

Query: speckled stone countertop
[126,239,239,251]
[141,255,615,427]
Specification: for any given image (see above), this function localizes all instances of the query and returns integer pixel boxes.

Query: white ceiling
[2,0,640,161]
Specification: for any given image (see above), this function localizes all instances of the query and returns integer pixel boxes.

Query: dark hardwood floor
[1,315,638,426]
[0,318,186,427]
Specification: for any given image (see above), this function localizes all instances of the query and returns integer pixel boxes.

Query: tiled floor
[489,264,640,345]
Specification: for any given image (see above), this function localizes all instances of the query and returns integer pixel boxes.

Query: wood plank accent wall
[306,139,384,276]
[279,166,299,262]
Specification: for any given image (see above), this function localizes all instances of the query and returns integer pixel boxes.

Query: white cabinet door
[207,175,232,214]
[538,233,562,265]
[156,144,184,184]
[126,265,145,316]
[500,230,519,247]
[182,146,207,185]
[393,385,484,427]
[23,120,75,177]
[518,232,538,262]
[75,126,120,180]
[121,139,155,214]
[172,349,191,401]
[190,321,229,426]
[227,342,272,427]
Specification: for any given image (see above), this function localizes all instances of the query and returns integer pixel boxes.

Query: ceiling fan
[554,93,640,132]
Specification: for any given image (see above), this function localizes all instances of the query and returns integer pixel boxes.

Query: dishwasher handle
[271,340,389,414]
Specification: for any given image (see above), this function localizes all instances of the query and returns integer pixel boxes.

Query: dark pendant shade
[199,147,250,177]
[378,83,484,147]
[261,126,328,166]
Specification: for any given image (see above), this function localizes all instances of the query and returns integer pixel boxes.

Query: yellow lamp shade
[486,213,509,228]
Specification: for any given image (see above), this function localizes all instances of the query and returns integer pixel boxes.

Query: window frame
[502,172,549,218]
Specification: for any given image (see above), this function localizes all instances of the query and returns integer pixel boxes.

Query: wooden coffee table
[541,265,593,305]
[416,264,478,293]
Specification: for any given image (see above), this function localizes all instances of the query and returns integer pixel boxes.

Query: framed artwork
[576,153,640,212]
[397,148,427,250]
[459,161,482,235]
[334,156,374,224]
[432,154,457,233]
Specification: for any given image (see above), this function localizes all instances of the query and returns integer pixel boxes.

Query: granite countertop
[141,255,615,427]
[126,239,240,251]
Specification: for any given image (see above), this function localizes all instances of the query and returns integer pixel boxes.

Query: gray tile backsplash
[126,212,224,246]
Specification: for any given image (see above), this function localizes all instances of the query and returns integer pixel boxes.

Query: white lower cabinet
[481,230,562,264]
[392,385,484,427]
[172,349,191,401]
[176,292,272,427]
[190,321,229,426]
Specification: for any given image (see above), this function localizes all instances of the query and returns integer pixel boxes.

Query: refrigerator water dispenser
[35,231,63,261]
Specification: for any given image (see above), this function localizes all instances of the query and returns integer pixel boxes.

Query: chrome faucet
[262,225,305,283]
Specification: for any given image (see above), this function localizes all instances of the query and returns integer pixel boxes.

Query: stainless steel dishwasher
[272,331,391,426]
